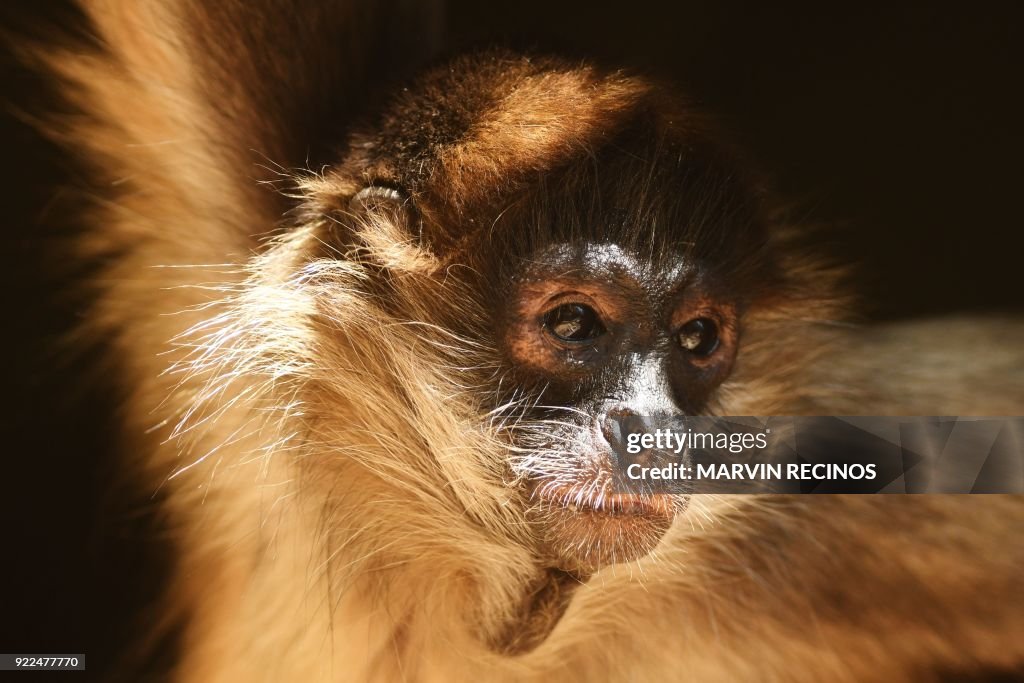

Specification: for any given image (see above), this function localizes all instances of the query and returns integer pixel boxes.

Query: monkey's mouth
[526,480,683,574]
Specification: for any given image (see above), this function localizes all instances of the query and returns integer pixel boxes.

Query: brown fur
[20,1,1024,681]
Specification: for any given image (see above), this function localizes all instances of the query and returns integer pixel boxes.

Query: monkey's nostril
[600,406,636,452]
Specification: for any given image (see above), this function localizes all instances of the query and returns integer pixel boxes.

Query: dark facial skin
[505,242,739,415]
[497,239,741,572]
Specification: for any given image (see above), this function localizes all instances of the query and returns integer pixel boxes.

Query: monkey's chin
[528,485,682,575]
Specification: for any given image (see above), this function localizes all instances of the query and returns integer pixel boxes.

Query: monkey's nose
[598,407,689,496]
[600,406,634,453]
[600,406,685,459]
[600,406,660,463]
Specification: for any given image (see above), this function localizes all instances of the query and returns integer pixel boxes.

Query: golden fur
[21,1,1024,681]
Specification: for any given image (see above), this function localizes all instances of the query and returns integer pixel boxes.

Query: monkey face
[287,53,841,576]
[498,240,740,572]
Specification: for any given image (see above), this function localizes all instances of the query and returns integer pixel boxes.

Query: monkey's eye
[543,303,605,344]
[678,318,719,356]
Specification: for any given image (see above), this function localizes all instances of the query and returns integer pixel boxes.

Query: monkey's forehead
[511,242,690,285]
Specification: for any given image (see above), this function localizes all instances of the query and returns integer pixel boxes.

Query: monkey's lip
[533,484,676,518]
[527,481,681,573]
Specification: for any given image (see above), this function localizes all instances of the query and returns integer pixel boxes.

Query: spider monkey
[17,1,1024,680]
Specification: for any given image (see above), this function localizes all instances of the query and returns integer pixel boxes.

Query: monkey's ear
[346,185,436,271]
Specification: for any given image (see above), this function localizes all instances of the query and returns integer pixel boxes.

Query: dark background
[1,1,1022,680]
